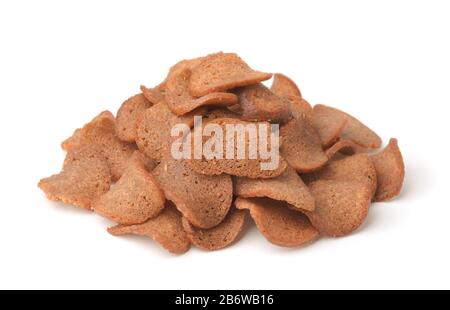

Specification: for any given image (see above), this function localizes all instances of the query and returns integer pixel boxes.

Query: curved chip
[108,204,190,254]
[280,116,328,173]
[165,68,238,116]
[38,150,111,210]
[306,180,372,237]
[270,73,302,99]
[116,93,152,142]
[235,165,315,212]
[136,102,205,161]
[187,118,287,179]
[371,138,405,202]
[236,83,291,123]
[314,104,381,149]
[289,97,313,119]
[324,139,360,159]
[302,153,377,196]
[312,104,348,147]
[235,197,319,247]
[189,52,272,97]
[182,208,246,251]
[61,111,135,181]
[153,156,233,229]
[140,85,165,104]
[93,152,165,224]
[205,107,241,122]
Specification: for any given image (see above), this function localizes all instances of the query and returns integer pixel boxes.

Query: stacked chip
[39,52,405,254]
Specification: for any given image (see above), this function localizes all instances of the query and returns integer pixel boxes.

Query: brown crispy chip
[280,116,328,173]
[314,104,381,149]
[61,111,136,181]
[189,53,272,97]
[236,83,292,123]
[235,197,319,247]
[371,138,405,202]
[136,102,205,161]
[303,153,377,196]
[182,208,246,251]
[306,180,372,237]
[187,118,287,179]
[205,107,240,121]
[289,97,313,119]
[235,165,315,212]
[140,85,165,104]
[108,204,190,254]
[324,139,360,159]
[165,68,238,116]
[153,156,233,229]
[38,150,111,210]
[270,73,302,99]
[116,93,152,142]
[312,104,348,147]
[93,152,165,225]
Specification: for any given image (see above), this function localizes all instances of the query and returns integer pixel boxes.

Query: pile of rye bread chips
[39,52,405,254]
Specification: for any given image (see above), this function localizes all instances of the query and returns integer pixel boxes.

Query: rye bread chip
[182,208,246,251]
[93,152,165,225]
[108,203,190,254]
[61,111,136,181]
[236,83,292,123]
[314,104,381,149]
[235,197,319,247]
[165,68,238,116]
[140,85,165,104]
[235,165,315,212]
[270,73,302,99]
[306,180,372,237]
[38,151,111,210]
[324,139,360,159]
[189,52,272,97]
[280,116,328,173]
[136,102,205,161]
[371,138,405,202]
[312,104,348,147]
[303,153,378,196]
[205,107,240,122]
[116,93,152,142]
[187,118,288,179]
[153,156,233,229]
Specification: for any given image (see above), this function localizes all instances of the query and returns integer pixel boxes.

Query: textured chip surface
[371,138,405,201]
[108,204,190,254]
[306,180,372,237]
[235,166,315,212]
[38,151,111,210]
[116,93,152,142]
[153,156,233,229]
[280,116,328,172]
[235,197,319,247]
[182,208,246,251]
[187,118,287,178]
[312,104,348,147]
[93,152,165,224]
[190,53,272,97]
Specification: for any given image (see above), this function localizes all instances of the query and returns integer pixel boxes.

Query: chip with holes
[153,156,233,229]
[190,52,272,97]
[235,165,315,212]
[182,208,246,251]
[93,152,165,224]
[108,203,190,254]
[371,138,405,202]
[235,197,319,247]
[306,180,372,237]
[165,68,238,115]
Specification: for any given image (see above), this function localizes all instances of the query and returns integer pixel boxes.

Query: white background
[1,0,449,290]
